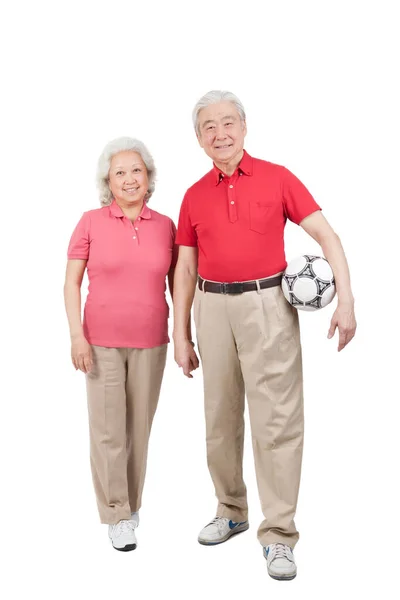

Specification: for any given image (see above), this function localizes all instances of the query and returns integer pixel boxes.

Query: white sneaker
[198,517,249,545]
[108,519,137,552]
[263,543,297,580]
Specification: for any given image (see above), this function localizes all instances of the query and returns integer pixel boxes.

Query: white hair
[96,137,156,206]
[192,90,246,135]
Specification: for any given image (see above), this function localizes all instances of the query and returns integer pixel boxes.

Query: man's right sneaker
[108,519,137,552]
[263,543,297,580]
[198,517,249,545]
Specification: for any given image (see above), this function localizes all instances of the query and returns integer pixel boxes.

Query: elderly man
[173,90,356,580]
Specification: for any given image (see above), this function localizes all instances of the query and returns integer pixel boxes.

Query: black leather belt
[198,274,282,294]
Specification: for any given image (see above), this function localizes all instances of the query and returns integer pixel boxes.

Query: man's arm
[300,210,357,351]
[167,267,175,301]
[172,246,200,377]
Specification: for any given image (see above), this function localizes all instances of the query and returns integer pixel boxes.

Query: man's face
[196,101,247,165]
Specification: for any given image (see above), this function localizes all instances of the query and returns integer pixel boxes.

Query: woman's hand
[71,335,93,373]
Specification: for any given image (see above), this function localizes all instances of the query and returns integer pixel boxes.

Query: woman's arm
[64,259,93,372]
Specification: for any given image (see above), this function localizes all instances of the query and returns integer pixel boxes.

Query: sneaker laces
[207,517,229,532]
[113,520,136,537]
[270,543,292,561]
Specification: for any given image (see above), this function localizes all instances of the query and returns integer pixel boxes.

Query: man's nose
[215,125,226,139]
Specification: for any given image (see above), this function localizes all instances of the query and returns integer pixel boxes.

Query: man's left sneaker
[198,517,249,545]
[263,543,297,580]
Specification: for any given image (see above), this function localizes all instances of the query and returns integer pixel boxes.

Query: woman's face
[108,151,149,206]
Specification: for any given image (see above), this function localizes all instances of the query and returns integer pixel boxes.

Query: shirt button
[135,227,138,230]
[231,201,235,205]
[132,236,136,239]
[229,184,233,188]
[138,217,141,220]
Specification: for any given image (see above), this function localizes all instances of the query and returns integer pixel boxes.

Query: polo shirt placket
[110,201,152,246]
[131,217,140,244]
[224,175,238,224]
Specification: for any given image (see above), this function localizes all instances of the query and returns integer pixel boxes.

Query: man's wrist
[337,295,354,307]
[173,334,194,346]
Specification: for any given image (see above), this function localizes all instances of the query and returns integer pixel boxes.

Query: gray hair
[96,137,156,206]
[192,90,246,135]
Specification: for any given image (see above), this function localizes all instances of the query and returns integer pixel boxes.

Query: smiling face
[108,151,149,208]
[196,101,247,173]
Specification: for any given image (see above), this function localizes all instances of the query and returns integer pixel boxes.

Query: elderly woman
[64,137,178,552]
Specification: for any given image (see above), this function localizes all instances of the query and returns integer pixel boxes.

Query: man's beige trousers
[194,284,304,548]
[85,344,167,524]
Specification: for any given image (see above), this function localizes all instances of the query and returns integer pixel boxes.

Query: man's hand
[174,338,199,378]
[327,302,357,352]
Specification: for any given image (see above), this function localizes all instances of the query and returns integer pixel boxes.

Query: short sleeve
[175,192,198,247]
[67,212,91,259]
[282,167,322,225]
[170,219,179,268]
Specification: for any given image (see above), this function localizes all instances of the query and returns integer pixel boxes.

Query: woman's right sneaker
[108,519,137,551]
[198,517,249,545]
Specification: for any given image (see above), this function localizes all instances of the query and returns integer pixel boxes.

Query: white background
[1,1,399,598]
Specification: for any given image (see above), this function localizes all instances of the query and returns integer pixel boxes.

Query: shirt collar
[139,203,152,219]
[109,200,125,217]
[109,199,152,219]
[213,149,253,185]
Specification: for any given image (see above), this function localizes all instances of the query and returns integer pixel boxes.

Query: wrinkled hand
[328,303,357,352]
[71,335,93,373]
[174,338,199,378]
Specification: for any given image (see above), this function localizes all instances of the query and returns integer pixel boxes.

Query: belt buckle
[225,281,244,294]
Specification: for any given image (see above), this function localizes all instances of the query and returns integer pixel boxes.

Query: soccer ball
[282,255,336,311]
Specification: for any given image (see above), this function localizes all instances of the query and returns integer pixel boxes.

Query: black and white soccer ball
[282,255,336,311]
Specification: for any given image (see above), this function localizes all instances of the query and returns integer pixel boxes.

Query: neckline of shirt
[213,149,253,185]
[109,199,152,220]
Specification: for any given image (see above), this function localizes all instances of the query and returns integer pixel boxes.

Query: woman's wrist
[70,330,85,341]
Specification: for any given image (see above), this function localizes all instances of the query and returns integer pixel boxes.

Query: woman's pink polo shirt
[67,200,177,348]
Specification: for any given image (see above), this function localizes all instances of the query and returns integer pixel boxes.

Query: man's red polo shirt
[176,150,321,282]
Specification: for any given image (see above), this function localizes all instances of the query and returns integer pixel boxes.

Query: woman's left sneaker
[108,519,137,552]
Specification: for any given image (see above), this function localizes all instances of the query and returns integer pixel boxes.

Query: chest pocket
[249,201,271,234]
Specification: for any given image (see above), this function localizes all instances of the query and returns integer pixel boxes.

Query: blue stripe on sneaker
[228,520,247,530]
